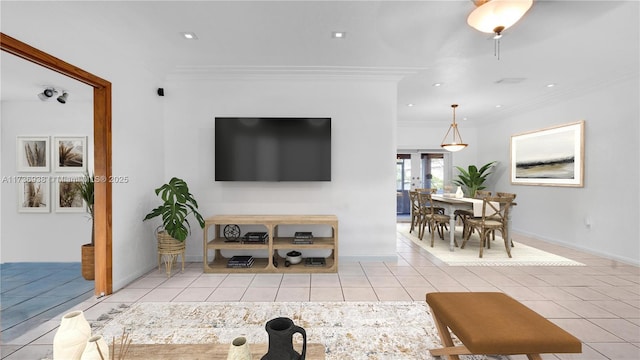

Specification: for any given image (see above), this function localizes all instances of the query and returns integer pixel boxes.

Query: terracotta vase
[80,335,109,360]
[261,317,307,360]
[227,336,252,360]
[53,310,92,360]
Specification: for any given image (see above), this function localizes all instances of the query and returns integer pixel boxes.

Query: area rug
[90,301,510,360]
[398,224,584,267]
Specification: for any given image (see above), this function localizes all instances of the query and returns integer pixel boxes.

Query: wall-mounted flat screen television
[215,117,331,181]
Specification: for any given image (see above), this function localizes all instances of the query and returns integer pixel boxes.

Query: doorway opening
[396,151,450,222]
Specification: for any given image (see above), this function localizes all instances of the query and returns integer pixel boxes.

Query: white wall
[1,99,93,262]
[157,75,399,261]
[477,77,640,265]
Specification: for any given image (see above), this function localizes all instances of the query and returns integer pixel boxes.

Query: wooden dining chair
[418,192,451,247]
[408,190,421,234]
[455,190,492,240]
[495,192,517,246]
[461,196,514,258]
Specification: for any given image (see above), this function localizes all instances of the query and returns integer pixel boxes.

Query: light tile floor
[2,224,639,359]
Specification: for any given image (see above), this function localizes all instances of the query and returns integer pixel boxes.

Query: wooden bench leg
[527,355,542,360]
[430,310,470,360]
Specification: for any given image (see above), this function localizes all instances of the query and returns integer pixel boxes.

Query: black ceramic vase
[261,317,307,360]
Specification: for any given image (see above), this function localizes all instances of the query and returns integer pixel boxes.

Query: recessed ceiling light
[181,32,198,40]
[407,103,414,107]
[495,104,502,108]
[432,83,442,87]
[546,83,556,88]
[332,31,346,39]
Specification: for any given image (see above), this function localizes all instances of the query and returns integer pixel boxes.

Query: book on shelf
[242,231,268,244]
[304,257,326,267]
[292,239,314,244]
[294,231,313,239]
[293,231,314,244]
[227,255,254,268]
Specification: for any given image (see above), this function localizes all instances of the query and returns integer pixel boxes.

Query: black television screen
[215,117,331,181]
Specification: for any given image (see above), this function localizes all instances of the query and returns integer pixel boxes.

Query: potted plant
[143,177,205,275]
[453,161,496,198]
[75,171,95,280]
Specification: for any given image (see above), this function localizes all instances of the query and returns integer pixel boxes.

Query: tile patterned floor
[1,224,639,359]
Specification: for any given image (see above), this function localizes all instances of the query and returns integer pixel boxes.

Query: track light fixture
[57,92,69,104]
[37,87,69,104]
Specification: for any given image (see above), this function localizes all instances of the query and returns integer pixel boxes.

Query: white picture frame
[53,136,87,172]
[18,180,50,213]
[16,136,50,172]
[54,175,86,213]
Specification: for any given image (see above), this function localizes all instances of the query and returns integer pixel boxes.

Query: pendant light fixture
[440,104,467,152]
[467,0,533,58]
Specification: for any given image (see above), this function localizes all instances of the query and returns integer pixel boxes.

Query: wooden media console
[202,215,338,273]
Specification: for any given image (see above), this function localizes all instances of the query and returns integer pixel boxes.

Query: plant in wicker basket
[143,177,205,241]
[75,170,95,280]
[143,177,205,276]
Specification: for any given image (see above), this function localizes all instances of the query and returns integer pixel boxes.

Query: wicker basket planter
[156,229,186,277]
[81,244,95,280]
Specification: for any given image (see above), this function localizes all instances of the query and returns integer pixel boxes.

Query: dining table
[430,195,514,252]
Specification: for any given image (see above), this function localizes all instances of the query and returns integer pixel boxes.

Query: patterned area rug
[91,301,510,360]
[398,223,584,266]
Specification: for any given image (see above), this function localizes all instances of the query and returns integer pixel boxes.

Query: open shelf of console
[203,215,338,273]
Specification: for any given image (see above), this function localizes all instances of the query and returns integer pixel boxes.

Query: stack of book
[304,257,326,267]
[242,232,268,244]
[293,231,314,244]
[227,255,254,268]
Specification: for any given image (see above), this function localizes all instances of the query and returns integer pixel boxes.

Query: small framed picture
[55,176,85,213]
[17,136,50,172]
[53,136,87,172]
[18,180,50,213]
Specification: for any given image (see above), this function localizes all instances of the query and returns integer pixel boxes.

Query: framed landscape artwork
[18,181,50,213]
[54,136,87,172]
[16,136,50,172]
[55,179,85,213]
[511,120,585,187]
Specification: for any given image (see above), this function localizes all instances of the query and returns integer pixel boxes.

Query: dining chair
[455,190,492,239]
[418,192,452,247]
[461,196,514,258]
[408,190,421,234]
[495,192,517,246]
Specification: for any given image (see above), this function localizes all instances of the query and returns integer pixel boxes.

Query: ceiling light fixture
[467,0,533,59]
[181,32,198,40]
[440,104,468,152]
[57,92,69,104]
[38,87,57,101]
[332,31,346,39]
[38,87,68,104]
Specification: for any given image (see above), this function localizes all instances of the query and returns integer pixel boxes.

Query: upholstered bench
[425,292,581,360]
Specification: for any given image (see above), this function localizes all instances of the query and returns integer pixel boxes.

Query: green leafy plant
[143,177,205,242]
[453,161,496,198]
[75,171,95,245]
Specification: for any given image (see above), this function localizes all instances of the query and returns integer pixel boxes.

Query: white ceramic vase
[227,336,252,360]
[53,310,92,360]
[80,335,110,360]
[455,186,464,198]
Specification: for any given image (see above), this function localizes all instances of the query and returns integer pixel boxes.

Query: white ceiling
[1,0,638,126]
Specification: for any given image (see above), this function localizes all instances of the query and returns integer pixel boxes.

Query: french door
[396,151,450,215]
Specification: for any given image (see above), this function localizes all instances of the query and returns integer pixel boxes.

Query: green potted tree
[453,161,496,198]
[76,171,95,280]
[143,177,205,275]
